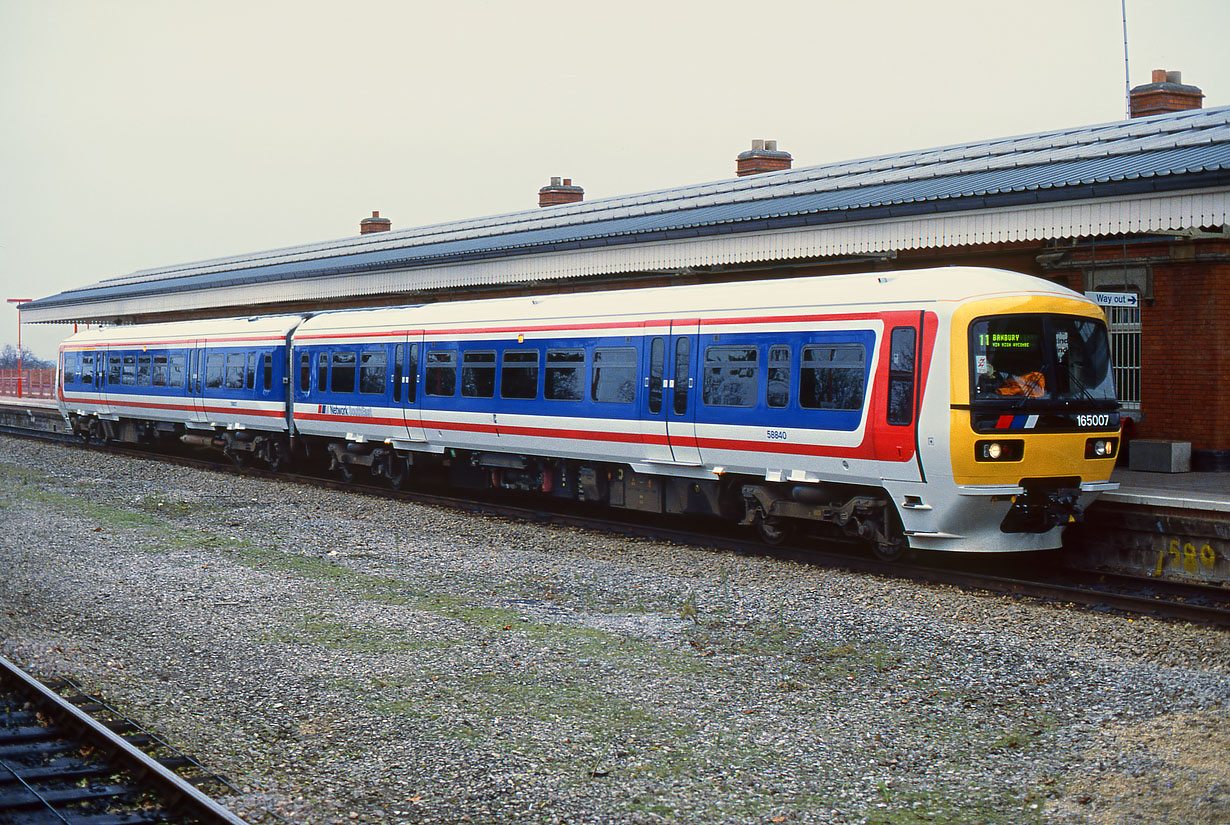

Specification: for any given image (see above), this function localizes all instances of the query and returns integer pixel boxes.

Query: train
[55,266,1122,556]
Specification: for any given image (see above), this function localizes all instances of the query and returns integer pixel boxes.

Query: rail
[3,421,1229,627]
[0,654,249,824]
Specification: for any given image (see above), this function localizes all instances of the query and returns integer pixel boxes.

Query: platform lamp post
[7,298,32,399]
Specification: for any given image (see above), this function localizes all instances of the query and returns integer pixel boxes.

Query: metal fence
[0,369,56,399]
[1105,304,1141,413]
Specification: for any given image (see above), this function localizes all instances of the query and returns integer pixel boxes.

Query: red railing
[0,369,56,399]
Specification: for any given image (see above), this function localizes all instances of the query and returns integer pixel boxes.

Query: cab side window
[887,327,917,425]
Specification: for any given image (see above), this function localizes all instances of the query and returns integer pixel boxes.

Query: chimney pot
[359,210,392,234]
[538,176,584,208]
[1130,68,1204,118]
[736,139,793,177]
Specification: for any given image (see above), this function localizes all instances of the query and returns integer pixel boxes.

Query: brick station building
[23,71,1230,470]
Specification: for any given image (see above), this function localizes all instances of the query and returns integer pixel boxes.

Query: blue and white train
[57,267,1122,554]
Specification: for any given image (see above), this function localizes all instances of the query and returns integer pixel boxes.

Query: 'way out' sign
[1086,291,1140,308]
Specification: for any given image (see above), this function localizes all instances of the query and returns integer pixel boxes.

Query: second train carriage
[57,315,301,468]
[56,267,1122,554]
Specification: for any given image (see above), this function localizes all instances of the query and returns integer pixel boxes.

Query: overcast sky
[2,0,1227,358]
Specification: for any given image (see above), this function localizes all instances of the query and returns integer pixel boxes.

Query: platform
[0,395,68,434]
[1070,467,1229,587]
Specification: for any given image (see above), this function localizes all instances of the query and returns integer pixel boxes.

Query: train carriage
[56,267,1122,554]
[57,315,301,467]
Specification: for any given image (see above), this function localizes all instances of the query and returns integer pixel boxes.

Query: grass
[861,787,1045,825]
[1,456,1060,823]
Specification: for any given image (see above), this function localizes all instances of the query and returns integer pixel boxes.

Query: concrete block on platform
[1129,439,1191,473]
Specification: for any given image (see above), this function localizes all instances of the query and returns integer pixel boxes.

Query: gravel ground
[2,437,1228,825]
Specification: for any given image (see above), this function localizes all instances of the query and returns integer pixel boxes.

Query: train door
[877,318,925,483]
[395,334,426,442]
[186,344,207,423]
[640,335,672,463]
[98,350,120,416]
[91,349,109,412]
[666,323,701,465]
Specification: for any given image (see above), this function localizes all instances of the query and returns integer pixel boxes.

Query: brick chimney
[736,139,793,176]
[1129,69,1204,118]
[360,211,391,234]
[538,177,584,207]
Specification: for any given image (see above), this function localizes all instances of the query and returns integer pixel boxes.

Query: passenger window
[767,346,791,408]
[205,354,224,389]
[703,345,758,407]
[800,344,866,410]
[393,344,404,403]
[648,338,665,414]
[152,355,168,387]
[169,354,185,388]
[137,354,151,386]
[592,347,637,403]
[246,353,256,390]
[425,350,457,397]
[122,355,136,386]
[224,353,245,389]
[360,350,386,394]
[888,327,917,426]
[263,353,273,392]
[462,350,496,398]
[501,350,539,400]
[81,354,94,385]
[545,349,584,401]
[62,353,76,384]
[317,353,329,392]
[673,338,691,415]
[299,352,310,393]
[108,356,121,386]
[331,352,356,394]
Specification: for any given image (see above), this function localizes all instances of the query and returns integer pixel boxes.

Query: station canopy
[22,106,1230,326]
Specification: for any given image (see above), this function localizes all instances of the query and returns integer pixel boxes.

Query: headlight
[1085,437,1119,459]
[975,440,1023,462]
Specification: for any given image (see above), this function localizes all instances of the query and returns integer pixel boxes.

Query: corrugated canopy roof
[25,106,1230,321]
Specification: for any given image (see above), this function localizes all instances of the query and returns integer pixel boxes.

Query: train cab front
[941,303,1121,551]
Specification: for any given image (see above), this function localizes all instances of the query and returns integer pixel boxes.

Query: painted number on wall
[1154,537,1218,575]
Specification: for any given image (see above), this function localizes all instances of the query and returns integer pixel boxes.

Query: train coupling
[999,478,1083,533]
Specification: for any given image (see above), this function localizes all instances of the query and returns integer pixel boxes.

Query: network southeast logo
[318,404,373,417]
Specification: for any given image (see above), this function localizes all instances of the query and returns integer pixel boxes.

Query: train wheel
[871,540,906,562]
[337,463,355,484]
[869,511,908,562]
[386,457,408,490]
[757,516,794,546]
[266,440,289,473]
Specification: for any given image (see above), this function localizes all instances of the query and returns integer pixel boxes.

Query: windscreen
[971,315,1115,403]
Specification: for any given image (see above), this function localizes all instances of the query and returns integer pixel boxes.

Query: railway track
[4,423,1229,628]
[0,655,249,825]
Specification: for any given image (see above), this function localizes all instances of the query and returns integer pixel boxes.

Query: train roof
[24,107,1230,324]
[60,314,304,349]
[294,267,1092,334]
